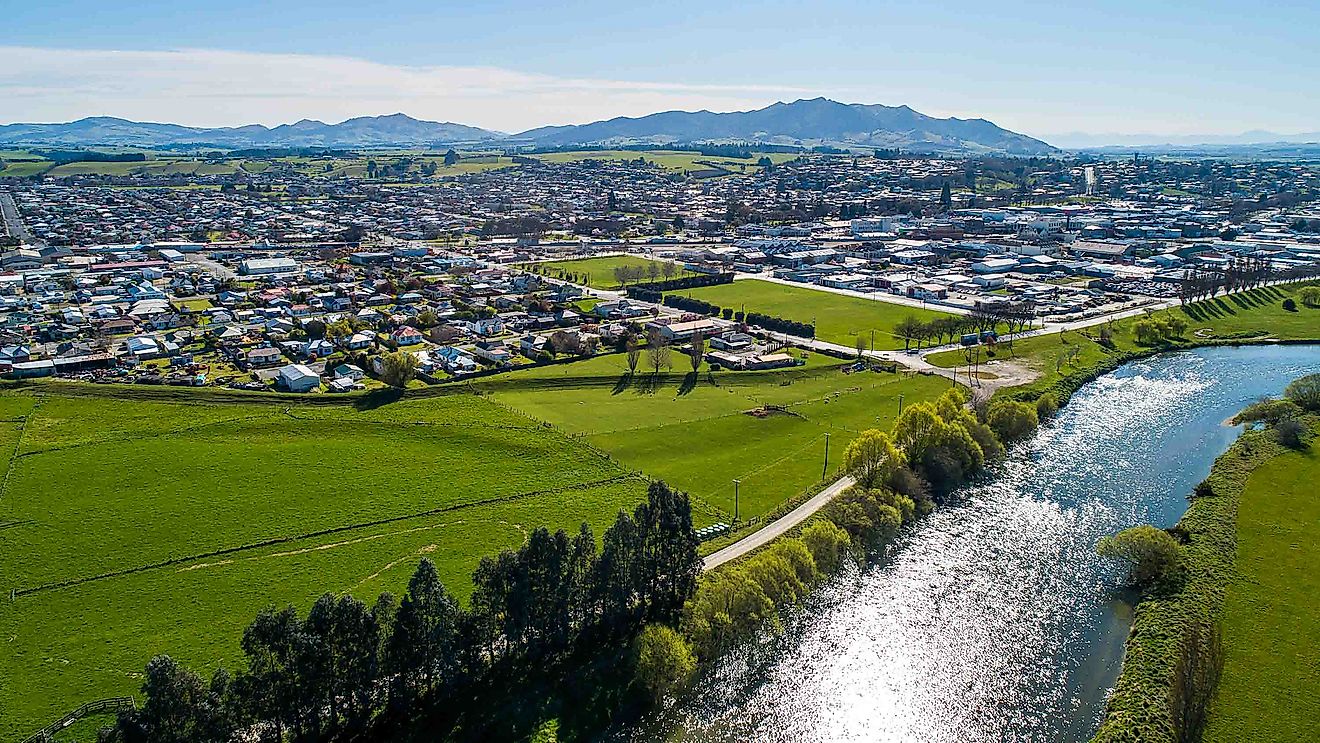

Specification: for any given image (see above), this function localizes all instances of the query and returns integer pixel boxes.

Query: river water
[630,344,1320,743]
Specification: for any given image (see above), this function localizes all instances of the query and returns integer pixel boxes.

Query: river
[628,344,1320,743]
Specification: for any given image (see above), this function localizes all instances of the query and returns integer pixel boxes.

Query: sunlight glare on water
[632,345,1320,743]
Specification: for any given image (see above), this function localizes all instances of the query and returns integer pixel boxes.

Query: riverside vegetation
[1092,374,1320,743]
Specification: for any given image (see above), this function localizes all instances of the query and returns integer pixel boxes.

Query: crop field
[926,282,1320,397]
[0,391,648,740]
[528,255,694,290]
[1205,421,1320,742]
[481,352,950,520]
[673,279,959,349]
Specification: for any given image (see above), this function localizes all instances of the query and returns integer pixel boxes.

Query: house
[332,363,366,381]
[391,326,425,346]
[0,345,33,364]
[124,336,161,359]
[644,317,718,342]
[240,257,299,275]
[246,346,284,367]
[472,340,512,365]
[973,258,1020,274]
[465,318,505,337]
[433,346,478,374]
[277,363,321,392]
[520,333,549,357]
[710,332,755,352]
[345,331,375,350]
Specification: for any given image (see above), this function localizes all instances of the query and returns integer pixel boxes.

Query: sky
[3,0,1318,144]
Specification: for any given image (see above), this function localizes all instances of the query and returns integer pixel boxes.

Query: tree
[985,400,1039,444]
[443,149,459,166]
[1275,418,1308,448]
[237,606,304,742]
[625,333,642,374]
[1299,285,1320,308]
[842,429,905,488]
[1285,373,1320,411]
[121,655,233,743]
[894,314,923,350]
[1097,525,1184,590]
[939,181,952,210]
[800,520,850,573]
[646,331,671,374]
[379,350,418,388]
[688,333,705,372]
[632,625,696,703]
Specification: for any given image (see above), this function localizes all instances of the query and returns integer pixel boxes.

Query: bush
[986,400,1039,444]
[842,429,904,488]
[1232,398,1302,425]
[800,521,850,573]
[1275,418,1307,449]
[1035,392,1059,419]
[1284,373,1320,411]
[632,624,696,703]
[1283,297,1297,312]
[1300,285,1320,308]
[1097,525,1185,590]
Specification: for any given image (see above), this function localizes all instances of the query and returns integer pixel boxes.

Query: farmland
[1204,419,1320,742]
[529,149,796,174]
[481,351,950,519]
[672,279,959,349]
[525,255,694,290]
[0,390,647,740]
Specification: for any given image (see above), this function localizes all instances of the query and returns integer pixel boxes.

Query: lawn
[481,351,950,520]
[0,391,647,741]
[926,283,1320,399]
[1204,423,1320,742]
[673,279,959,350]
[528,255,693,290]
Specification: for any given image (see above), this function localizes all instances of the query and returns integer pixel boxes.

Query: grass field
[926,283,1320,398]
[0,391,647,740]
[529,255,693,290]
[530,150,795,174]
[1204,424,1320,742]
[480,352,950,520]
[673,279,959,350]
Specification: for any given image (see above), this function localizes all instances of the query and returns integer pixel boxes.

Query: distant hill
[0,114,502,148]
[515,98,1056,155]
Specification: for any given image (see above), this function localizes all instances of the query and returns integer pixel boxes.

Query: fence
[21,697,136,743]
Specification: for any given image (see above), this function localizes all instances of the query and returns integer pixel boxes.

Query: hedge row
[625,272,734,296]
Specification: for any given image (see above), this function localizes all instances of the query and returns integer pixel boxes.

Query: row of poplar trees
[110,481,701,743]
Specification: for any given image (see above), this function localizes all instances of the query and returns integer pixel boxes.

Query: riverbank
[1092,407,1318,743]
[1204,415,1320,741]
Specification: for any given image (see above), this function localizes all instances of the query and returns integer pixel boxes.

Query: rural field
[926,282,1320,398]
[1205,419,1320,742]
[526,255,693,290]
[529,149,795,173]
[0,390,648,741]
[480,351,950,520]
[672,279,959,349]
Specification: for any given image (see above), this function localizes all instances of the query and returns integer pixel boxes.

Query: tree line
[623,272,733,297]
[109,481,701,743]
[892,303,1036,351]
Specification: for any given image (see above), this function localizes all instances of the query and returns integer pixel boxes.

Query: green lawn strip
[1091,417,1315,743]
[671,279,958,349]
[0,479,645,741]
[526,255,694,290]
[1204,426,1320,742]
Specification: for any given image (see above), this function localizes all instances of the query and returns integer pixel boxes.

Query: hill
[0,113,502,148]
[516,98,1055,155]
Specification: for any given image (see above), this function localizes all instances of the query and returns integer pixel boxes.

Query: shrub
[800,521,850,573]
[1097,525,1185,590]
[1275,418,1307,449]
[986,400,1039,444]
[1232,397,1302,425]
[632,624,696,702]
[1283,297,1297,312]
[842,429,904,488]
[1284,373,1320,411]
[1035,392,1059,419]
[1300,285,1320,308]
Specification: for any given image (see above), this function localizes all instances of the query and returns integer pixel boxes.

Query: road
[703,474,857,571]
[0,191,40,245]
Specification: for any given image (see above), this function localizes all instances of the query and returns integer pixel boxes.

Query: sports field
[0,390,646,740]
[528,255,693,290]
[673,279,959,349]
[481,352,950,519]
[1204,420,1320,742]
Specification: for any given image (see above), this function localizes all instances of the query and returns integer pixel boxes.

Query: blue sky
[3,0,1318,142]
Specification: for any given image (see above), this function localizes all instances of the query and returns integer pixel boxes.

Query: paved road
[703,474,857,571]
[0,191,39,245]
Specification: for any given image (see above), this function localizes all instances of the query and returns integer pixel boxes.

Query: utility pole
[898,393,904,416]
[822,433,830,479]
[732,479,740,523]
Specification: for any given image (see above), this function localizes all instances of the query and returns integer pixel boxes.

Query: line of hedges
[625,272,733,297]
[1090,415,1315,743]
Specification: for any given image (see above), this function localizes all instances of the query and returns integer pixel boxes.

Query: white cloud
[0,46,818,132]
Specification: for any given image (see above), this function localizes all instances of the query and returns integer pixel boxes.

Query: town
[1,150,1318,392]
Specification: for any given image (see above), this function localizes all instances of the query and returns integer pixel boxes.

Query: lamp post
[732,479,740,523]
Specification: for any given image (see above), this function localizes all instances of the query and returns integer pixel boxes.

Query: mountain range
[0,99,1056,154]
